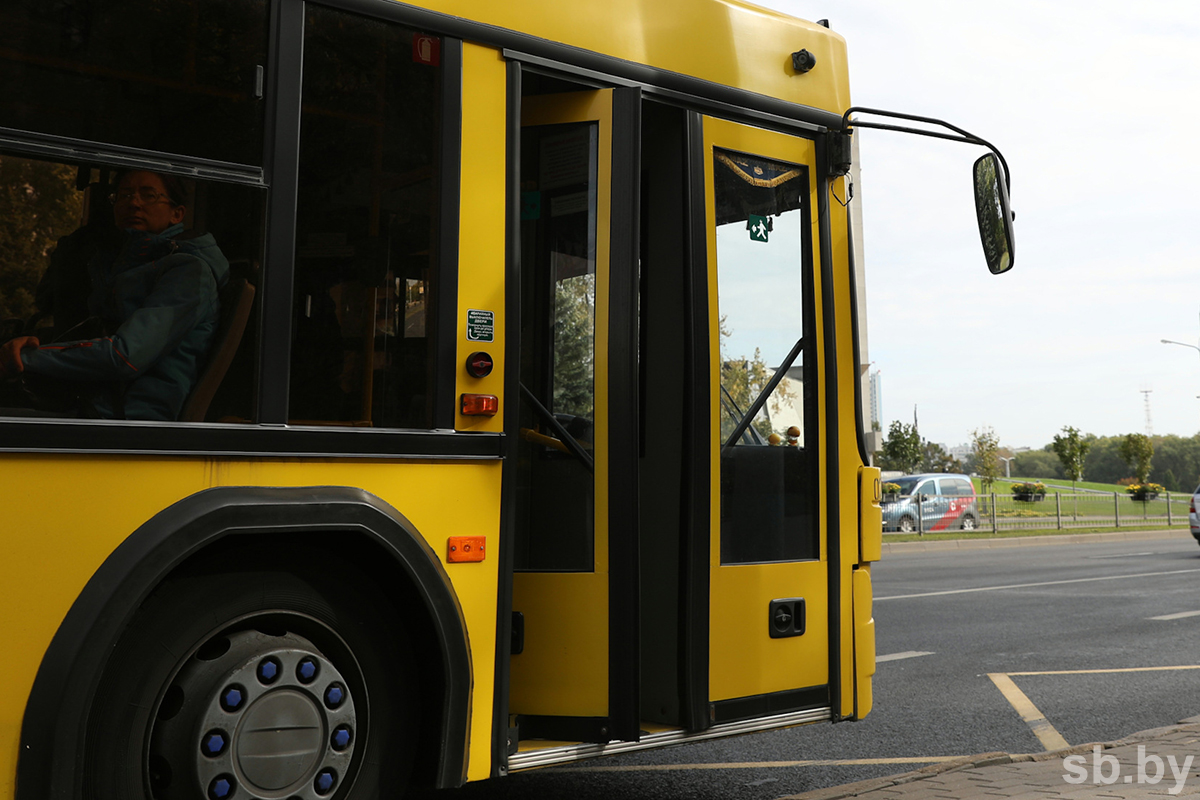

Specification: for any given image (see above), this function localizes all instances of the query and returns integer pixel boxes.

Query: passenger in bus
[0,170,229,420]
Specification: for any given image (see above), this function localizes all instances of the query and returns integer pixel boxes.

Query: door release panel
[769,597,806,639]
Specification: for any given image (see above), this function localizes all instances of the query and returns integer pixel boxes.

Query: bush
[1010,481,1046,495]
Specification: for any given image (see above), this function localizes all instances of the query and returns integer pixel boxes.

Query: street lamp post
[999,456,1016,479]
[1161,331,1200,433]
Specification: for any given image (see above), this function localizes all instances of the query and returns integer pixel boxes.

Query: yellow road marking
[1007,664,1200,676]
[552,757,963,773]
[989,664,1200,752]
[988,672,1071,751]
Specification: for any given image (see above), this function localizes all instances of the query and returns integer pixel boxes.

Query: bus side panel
[4,456,502,795]
[455,42,508,436]
[421,0,850,117]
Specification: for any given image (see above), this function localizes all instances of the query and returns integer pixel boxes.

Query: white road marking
[875,568,1200,601]
[1149,610,1200,620]
[876,650,934,663]
[1089,552,1156,559]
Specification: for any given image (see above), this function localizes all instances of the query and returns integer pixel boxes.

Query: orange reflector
[448,536,486,563]
[461,393,499,416]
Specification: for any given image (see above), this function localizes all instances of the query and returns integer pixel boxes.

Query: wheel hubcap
[151,629,360,799]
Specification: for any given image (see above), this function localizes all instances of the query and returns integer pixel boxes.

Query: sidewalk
[883,528,1193,556]
[783,717,1200,799]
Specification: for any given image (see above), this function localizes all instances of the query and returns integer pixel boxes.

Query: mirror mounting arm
[839,106,1012,193]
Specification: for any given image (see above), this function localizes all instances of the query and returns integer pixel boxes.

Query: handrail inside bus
[840,106,1012,192]
[518,383,595,473]
[721,336,804,452]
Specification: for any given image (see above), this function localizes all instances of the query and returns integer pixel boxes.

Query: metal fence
[883,491,1192,535]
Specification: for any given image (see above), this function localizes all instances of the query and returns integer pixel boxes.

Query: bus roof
[417,0,851,118]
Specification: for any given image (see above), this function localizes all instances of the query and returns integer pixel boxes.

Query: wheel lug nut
[324,682,346,709]
[297,657,319,683]
[201,729,229,757]
[220,685,245,712]
[331,724,353,751]
[257,656,281,684]
[314,768,338,795]
[208,774,236,799]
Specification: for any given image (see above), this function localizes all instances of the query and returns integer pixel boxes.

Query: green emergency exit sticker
[748,214,770,242]
[467,309,494,342]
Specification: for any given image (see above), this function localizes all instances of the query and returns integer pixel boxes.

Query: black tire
[82,546,417,799]
[898,515,916,533]
[960,514,978,531]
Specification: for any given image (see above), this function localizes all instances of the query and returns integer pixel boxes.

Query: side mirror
[973,152,1015,275]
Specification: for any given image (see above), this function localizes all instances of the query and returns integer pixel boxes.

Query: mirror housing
[973,153,1015,274]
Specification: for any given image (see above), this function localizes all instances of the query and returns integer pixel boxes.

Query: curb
[779,719,1200,800]
[882,528,1192,555]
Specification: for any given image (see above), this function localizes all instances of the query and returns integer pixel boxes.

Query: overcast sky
[753,0,1200,450]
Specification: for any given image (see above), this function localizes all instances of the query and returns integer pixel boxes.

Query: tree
[553,272,595,419]
[1118,433,1154,484]
[921,440,963,474]
[0,156,84,320]
[1051,426,1091,492]
[718,315,796,442]
[971,427,1001,495]
[1013,449,1062,479]
[878,421,922,474]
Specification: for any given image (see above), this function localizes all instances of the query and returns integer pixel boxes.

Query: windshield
[891,477,921,495]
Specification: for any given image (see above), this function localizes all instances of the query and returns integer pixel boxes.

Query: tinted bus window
[0,0,267,166]
[0,155,264,422]
[290,6,442,427]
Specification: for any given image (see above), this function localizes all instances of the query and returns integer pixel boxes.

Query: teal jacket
[21,223,229,420]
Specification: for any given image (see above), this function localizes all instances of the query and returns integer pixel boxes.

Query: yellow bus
[0,1,1012,797]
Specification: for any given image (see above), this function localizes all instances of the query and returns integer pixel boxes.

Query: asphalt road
[412,532,1200,800]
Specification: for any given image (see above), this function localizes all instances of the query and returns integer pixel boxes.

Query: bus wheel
[82,560,417,799]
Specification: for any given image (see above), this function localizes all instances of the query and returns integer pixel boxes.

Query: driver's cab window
[915,480,936,498]
[0,155,263,422]
[714,148,816,565]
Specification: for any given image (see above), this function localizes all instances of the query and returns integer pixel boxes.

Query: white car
[1190,487,1200,544]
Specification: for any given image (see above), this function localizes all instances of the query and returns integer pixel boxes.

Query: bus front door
[702,117,830,724]
[509,86,640,745]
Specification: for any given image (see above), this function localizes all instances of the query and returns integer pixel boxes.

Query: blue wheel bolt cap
[258,658,279,683]
[221,686,244,712]
[297,658,318,682]
[315,769,337,794]
[202,731,228,756]
[209,775,235,799]
[331,724,353,750]
[324,684,345,708]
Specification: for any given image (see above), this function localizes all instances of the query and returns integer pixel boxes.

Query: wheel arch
[16,485,472,799]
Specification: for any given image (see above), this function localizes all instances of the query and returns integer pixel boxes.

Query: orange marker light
[461,393,499,416]
[448,536,486,563]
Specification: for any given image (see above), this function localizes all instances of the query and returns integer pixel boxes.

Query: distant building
[869,369,882,431]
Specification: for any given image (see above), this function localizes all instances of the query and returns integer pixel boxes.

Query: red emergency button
[448,536,486,563]
[465,351,494,378]
[461,393,499,416]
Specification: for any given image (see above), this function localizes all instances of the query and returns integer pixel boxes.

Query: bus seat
[179,277,255,422]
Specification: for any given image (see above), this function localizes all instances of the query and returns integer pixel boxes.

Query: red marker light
[461,393,499,416]
[465,351,494,378]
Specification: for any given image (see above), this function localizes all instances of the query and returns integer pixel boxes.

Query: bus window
[0,155,264,422]
[290,6,442,427]
[0,0,267,166]
[714,149,817,564]
[514,119,598,572]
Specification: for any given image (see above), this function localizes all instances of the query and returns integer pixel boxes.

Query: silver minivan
[882,473,980,532]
